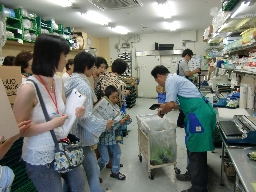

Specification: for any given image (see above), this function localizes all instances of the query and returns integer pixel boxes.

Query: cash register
[218,115,256,145]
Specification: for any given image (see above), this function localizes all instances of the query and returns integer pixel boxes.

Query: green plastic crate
[36,17,52,34]
[13,8,22,19]
[64,26,72,34]
[0,4,4,12]
[222,0,239,11]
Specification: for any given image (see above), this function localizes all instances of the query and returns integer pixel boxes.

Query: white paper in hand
[62,88,86,136]
[93,97,119,120]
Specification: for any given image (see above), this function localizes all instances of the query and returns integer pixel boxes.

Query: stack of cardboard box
[156,85,166,104]
[122,77,138,108]
[123,77,138,98]
[224,162,236,177]
[156,85,165,93]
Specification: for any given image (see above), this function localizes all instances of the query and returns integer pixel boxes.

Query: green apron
[178,95,217,152]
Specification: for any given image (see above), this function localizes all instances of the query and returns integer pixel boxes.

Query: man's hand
[195,68,201,73]
[157,110,164,118]
[158,103,165,108]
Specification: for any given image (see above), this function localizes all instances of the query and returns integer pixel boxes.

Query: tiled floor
[88,98,234,192]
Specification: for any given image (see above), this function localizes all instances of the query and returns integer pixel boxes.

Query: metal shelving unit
[223,42,256,55]
[118,51,132,77]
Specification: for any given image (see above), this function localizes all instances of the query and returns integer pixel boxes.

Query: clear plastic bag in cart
[136,114,177,165]
[150,129,177,165]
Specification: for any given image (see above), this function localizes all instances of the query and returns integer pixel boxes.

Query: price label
[17,29,22,34]
[69,40,74,43]
[18,39,23,44]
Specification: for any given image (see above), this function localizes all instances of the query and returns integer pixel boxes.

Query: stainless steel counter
[225,146,256,192]
[218,109,256,192]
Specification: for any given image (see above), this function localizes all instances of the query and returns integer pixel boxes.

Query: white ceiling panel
[0,0,222,37]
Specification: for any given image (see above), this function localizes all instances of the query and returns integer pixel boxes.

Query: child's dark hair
[105,85,118,97]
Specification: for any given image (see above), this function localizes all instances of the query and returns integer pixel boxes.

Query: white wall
[109,30,207,77]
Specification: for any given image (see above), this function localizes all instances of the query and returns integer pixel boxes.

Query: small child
[98,85,132,180]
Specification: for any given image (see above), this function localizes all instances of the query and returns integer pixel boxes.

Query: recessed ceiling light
[109,26,129,34]
[154,1,173,19]
[50,0,73,7]
[80,11,110,25]
[163,21,180,31]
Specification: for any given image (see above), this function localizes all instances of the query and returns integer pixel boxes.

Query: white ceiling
[0,0,222,38]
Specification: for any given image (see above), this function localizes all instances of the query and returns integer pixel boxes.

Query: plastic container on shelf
[22,19,32,29]
[23,30,31,42]
[226,97,238,109]
[6,31,14,38]
[21,8,28,17]
[241,28,256,45]
[31,33,37,41]
[3,8,15,18]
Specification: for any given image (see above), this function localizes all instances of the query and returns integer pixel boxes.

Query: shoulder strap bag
[27,79,84,173]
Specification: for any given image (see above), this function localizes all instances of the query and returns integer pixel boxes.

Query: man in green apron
[151,65,216,192]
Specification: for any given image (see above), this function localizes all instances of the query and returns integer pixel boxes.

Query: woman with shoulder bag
[12,34,86,192]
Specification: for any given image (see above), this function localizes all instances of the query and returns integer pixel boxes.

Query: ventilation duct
[88,0,143,10]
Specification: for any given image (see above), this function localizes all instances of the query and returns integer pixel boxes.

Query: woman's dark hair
[182,49,193,57]
[111,58,128,75]
[95,57,108,69]
[2,56,15,66]
[73,52,95,73]
[151,65,170,78]
[32,34,70,77]
[105,85,118,97]
[65,59,74,70]
[14,51,33,73]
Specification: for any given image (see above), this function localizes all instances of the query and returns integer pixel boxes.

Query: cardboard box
[224,162,236,177]
[156,85,165,93]
[0,78,20,139]
[0,66,22,106]
[123,77,137,85]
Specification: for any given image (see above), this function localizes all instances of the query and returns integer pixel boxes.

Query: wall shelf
[208,3,256,44]
[223,42,256,55]
[233,70,256,75]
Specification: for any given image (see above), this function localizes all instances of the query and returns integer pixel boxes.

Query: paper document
[93,97,119,120]
[62,88,86,136]
[0,78,19,139]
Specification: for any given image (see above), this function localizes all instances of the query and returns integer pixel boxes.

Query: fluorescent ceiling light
[50,0,72,7]
[231,1,250,18]
[164,21,179,31]
[109,26,129,34]
[154,1,173,19]
[81,11,109,25]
